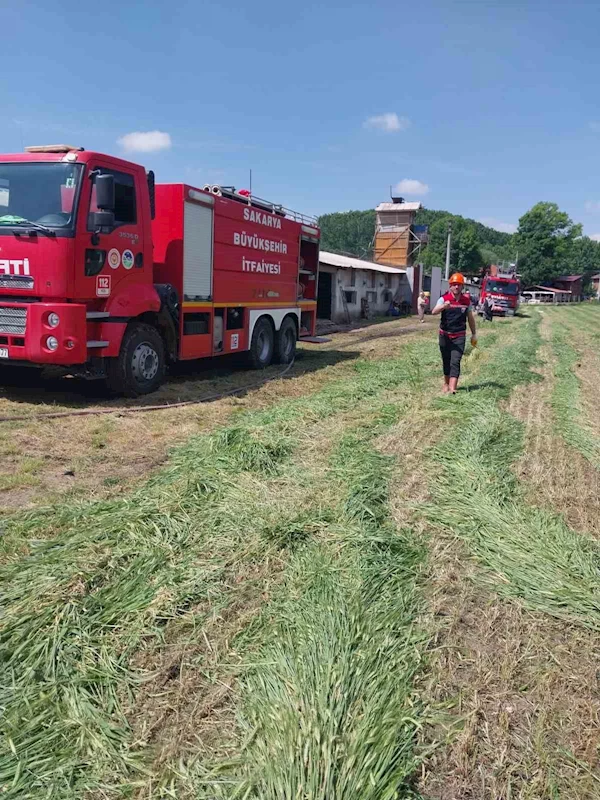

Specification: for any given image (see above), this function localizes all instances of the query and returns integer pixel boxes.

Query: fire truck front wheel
[107,323,166,397]
[247,317,274,369]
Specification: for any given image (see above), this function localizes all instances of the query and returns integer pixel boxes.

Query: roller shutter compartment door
[183,201,213,300]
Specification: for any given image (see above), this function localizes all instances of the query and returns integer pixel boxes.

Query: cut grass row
[426,313,600,631]
[414,310,600,794]
[0,328,407,514]
[546,308,600,468]
[209,425,427,800]
[1,331,456,798]
[1,315,549,799]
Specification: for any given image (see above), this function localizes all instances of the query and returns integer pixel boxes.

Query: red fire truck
[0,145,320,395]
[478,265,520,317]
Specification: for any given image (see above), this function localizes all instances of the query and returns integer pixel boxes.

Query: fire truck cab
[478,265,520,317]
[0,145,319,395]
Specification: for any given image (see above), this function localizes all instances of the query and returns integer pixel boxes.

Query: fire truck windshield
[486,279,519,296]
[0,162,84,236]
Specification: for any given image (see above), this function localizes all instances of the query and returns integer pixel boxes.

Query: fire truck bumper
[0,303,88,366]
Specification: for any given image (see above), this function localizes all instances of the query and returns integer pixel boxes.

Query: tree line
[318,203,600,288]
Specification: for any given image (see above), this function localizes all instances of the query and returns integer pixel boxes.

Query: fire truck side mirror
[147,170,156,220]
[89,174,116,237]
[95,174,115,211]
[89,210,115,232]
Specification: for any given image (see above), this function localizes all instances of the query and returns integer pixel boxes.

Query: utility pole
[444,221,452,280]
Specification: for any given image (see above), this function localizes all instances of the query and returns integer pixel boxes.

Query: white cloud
[117,131,172,153]
[363,113,410,133]
[589,233,600,242]
[394,178,429,196]
[585,200,600,213]
[478,217,517,234]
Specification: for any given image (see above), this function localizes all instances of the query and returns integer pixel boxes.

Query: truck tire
[106,323,166,397]
[247,317,274,369]
[274,317,297,364]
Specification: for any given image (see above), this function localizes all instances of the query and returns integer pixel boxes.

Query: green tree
[318,210,375,258]
[516,202,582,285]
[415,208,513,251]
[422,218,483,275]
[564,235,600,276]
[318,207,516,268]
[456,225,484,275]
[421,215,452,271]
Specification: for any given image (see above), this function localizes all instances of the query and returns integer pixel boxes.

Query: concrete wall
[405,265,423,313]
[429,267,442,308]
[320,267,410,322]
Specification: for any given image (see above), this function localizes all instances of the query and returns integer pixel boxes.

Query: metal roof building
[317,251,411,323]
[522,285,573,304]
[375,202,423,214]
[319,251,406,275]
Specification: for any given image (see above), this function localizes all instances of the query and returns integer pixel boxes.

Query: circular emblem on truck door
[122,249,134,270]
[108,248,121,269]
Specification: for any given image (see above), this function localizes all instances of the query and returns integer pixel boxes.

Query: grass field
[2,306,600,798]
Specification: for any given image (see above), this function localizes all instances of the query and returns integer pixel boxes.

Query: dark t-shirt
[436,291,471,337]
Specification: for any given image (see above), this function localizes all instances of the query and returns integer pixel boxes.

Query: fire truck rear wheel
[274,317,297,364]
[247,317,274,369]
[107,323,166,397]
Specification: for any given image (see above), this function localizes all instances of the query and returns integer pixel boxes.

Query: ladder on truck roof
[202,184,318,227]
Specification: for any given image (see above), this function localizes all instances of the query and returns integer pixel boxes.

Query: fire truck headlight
[46,336,59,351]
[47,312,60,328]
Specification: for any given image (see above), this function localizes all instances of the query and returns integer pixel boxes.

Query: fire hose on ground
[0,319,432,424]
[0,360,296,424]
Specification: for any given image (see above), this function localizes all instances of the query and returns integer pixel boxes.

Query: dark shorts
[439,333,466,378]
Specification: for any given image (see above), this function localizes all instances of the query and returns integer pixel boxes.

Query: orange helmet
[449,272,465,286]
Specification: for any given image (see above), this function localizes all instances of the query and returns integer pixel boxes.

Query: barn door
[183,200,213,300]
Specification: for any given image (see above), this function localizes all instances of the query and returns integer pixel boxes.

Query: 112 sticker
[96,275,111,297]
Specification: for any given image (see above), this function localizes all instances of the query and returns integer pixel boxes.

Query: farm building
[591,273,600,294]
[317,251,413,322]
[522,285,573,304]
[552,275,583,300]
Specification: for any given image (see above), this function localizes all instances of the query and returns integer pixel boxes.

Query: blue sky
[3,0,600,237]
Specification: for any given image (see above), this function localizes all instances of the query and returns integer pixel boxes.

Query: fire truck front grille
[0,276,34,290]
[0,307,27,335]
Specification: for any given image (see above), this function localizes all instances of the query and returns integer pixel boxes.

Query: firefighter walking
[432,272,477,394]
